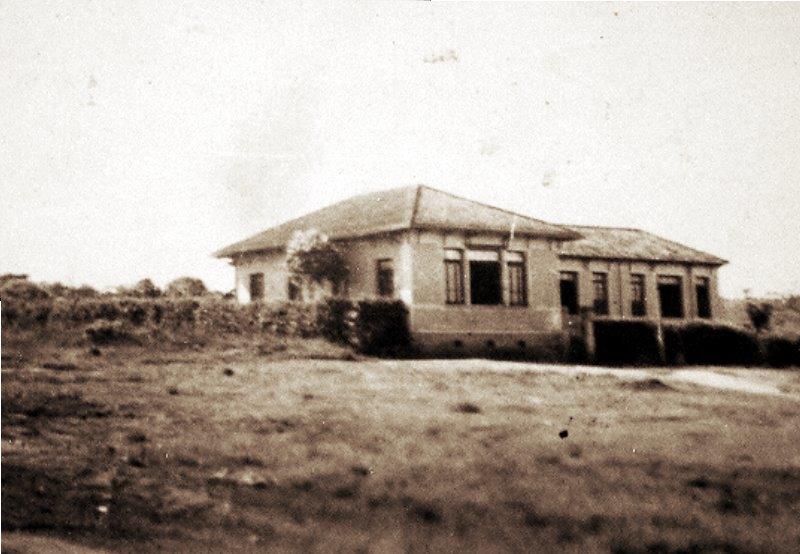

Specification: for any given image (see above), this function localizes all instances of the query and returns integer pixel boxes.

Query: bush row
[592,319,800,368]
[1,295,412,355]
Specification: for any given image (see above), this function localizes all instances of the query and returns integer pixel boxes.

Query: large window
[444,249,465,304]
[592,272,609,315]
[560,271,579,315]
[695,277,711,319]
[630,273,647,316]
[376,259,394,297]
[507,251,527,306]
[469,250,502,305]
[249,273,265,302]
[658,275,683,318]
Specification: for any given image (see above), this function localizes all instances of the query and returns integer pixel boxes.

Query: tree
[286,229,349,299]
[132,278,162,298]
[746,302,773,334]
[165,277,208,297]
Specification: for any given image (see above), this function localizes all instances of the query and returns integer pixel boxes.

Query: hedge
[317,298,356,343]
[352,300,411,356]
[2,294,413,355]
[589,319,797,368]
[593,320,662,366]
[672,322,761,366]
[317,298,411,356]
[761,336,799,368]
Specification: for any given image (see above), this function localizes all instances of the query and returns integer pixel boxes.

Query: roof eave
[558,253,728,266]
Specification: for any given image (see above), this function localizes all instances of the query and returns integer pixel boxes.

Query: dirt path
[1,533,108,554]
[375,359,798,400]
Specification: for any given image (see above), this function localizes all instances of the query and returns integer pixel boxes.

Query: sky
[2,1,799,298]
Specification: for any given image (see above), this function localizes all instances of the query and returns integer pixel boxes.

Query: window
[468,250,502,305]
[507,251,527,306]
[287,280,300,301]
[444,249,465,304]
[592,272,609,315]
[630,273,646,316]
[696,277,711,319]
[560,271,579,315]
[249,273,264,302]
[658,275,683,318]
[376,259,394,297]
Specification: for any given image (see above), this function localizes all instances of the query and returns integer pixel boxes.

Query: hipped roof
[214,185,580,258]
[559,225,727,266]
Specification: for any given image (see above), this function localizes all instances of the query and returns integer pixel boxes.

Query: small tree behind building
[286,229,349,301]
[746,302,773,334]
[166,277,208,297]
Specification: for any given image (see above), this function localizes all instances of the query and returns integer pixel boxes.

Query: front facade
[216,186,726,354]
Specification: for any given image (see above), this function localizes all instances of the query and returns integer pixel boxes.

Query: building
[215,185,727,353]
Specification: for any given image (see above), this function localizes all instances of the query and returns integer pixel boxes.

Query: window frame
[376,258,394,297]
[506,251,528,307]
[630,273,647,316]
[249,272,265,303]
[695,276,712,319]
[444,249,465,305]
[592,271,609,315]
[287,279,300,301]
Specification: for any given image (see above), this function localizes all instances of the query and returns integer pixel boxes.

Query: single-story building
[215,185,727,353]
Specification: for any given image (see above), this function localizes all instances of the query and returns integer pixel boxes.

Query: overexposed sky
[2,1,799,297]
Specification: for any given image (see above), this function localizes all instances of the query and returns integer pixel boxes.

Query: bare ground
[2,340,800,553]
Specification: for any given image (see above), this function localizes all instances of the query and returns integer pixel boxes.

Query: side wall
[557,257,721,322]
[232,235,411,303]
[233,251,288,303]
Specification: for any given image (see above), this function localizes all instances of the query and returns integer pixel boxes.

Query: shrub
[746,302,773,333]
[593,320,661,366]
[317,298,356,343]
[131,278,162,298]
[761,336,798,368]
[0,298,52,327]
[0,278,51,302]
[85,320,139,345]
[350,300,411,356]
[0,273,29,285]
[678,322,761,366]
[165,277,207,297]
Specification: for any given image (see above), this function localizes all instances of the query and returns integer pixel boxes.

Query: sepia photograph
[2,1,799,552]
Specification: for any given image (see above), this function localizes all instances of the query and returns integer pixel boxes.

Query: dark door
[469,260,501,305]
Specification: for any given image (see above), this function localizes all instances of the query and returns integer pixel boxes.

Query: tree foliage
[746,302,773,333]
[132,278,162,298]
[286,230,349,292]
[166,277,208,297]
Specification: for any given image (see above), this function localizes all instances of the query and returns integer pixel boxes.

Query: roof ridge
[567,224,645,232]
[416,184,566,229]
[409,184,423,227]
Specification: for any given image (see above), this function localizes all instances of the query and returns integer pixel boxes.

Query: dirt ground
[2,340,800,553]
